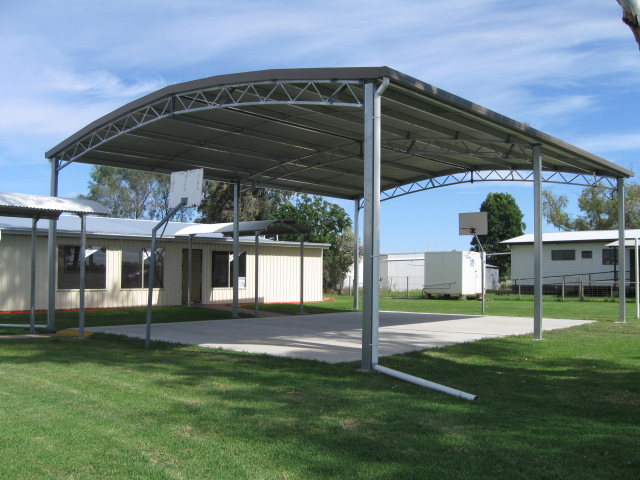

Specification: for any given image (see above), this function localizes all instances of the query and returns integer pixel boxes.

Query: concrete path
[86,311,593,363]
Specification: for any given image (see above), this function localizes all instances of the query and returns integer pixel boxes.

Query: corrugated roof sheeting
[0,215,325,246]
[0,192,110,219]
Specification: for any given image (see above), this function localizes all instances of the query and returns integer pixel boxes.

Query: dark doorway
[182,248,202,304]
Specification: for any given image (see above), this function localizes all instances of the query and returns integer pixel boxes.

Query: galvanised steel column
[362,79,387,371]
[47,158,59,330]
[299,235,305,314]
[362,82,376,371]
[635,237,639,320]
[78,214,86,339]
[254,232,260,317]
[30,217,39,333]
[353,199,360,310]
[232,181,240,318]
[187,234,193,307]
[533,145,543,340]
[618,178,626,323]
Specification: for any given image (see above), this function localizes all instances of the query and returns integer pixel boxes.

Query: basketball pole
[474,233,486,315]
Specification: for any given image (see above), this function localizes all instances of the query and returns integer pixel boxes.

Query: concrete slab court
[86,312,593,363]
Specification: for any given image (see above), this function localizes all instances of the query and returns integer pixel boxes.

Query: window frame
[551,249,575,261]
[602,247,618,266]
[211,250,247,288]
[121,247,165,289]
[57,245,107,290]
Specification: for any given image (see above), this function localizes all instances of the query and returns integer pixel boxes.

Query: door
[182,249,202,304]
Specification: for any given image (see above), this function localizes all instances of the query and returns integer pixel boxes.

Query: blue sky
[1,0,639,252]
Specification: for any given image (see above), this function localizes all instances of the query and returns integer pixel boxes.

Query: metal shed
[45,67,633,379]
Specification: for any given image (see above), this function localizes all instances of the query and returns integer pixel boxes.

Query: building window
[121,248,164,288]
[57,246,106,289]
[602,248,618,265]
[581,250,592,259]
[551,249,575,261]
[211,251,246,288]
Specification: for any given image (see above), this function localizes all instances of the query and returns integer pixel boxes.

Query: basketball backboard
[459,212,488,236]
[169,169,204,208]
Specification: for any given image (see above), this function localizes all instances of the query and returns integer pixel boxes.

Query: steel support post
[532,145,543,340]
[299,236,305,314]
[474,235,486,314]
[232,181,240,318]
[254,232,260,317]
[618,178,626,323]
[30,217,39,333]
[635,237,639,320]
[353,199,360,309]
[47,158,59,330]
[78,214,87,339]
[187,234,193,307]
[362,80,386,371]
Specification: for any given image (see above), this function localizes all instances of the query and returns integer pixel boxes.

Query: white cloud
[1,0,640,204]
[42,68,165,99]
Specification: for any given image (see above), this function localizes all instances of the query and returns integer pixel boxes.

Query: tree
[197,182,292,223]
[542,182,640,231]
[470,192,526,277]
[82,166,194,221]
[274,195,353,292]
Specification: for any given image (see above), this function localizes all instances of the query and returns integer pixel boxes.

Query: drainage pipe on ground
[374,365,477,401]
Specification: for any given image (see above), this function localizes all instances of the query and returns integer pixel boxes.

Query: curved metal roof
[47,67,633,200]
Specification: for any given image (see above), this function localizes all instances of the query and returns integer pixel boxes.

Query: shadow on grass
[0,306,241,332]
[2,322,640,478]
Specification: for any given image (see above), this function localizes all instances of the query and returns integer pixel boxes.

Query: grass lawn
[0,306,240,335]
[1,294,639,479]
[260,292,635,322]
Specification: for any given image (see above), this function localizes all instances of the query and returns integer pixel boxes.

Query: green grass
[1,320,639,479]
[0,306,240,335]
[260,292,635,322]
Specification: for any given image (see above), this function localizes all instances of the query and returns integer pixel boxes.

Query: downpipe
[375,365,478,401]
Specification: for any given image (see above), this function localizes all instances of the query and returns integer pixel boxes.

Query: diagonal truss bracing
[53,80,365,166]
[375,169,618,205]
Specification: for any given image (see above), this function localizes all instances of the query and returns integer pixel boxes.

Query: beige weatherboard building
[0,215,326,312]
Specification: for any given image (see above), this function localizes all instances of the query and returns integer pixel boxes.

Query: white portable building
[0,215,327,312]
[423,251,483,297]
[379,252,424,292]
[503,230,640,294]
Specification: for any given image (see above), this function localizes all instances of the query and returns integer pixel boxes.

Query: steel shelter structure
[45,67,633,392]
[0,192,110,333]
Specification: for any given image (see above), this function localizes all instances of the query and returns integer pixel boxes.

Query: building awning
[0,192,110,220]
[606,238,640,248]
[174,219,311,237]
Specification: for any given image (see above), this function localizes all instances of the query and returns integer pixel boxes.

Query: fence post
[579,277,584,302]
[561,277,565,301]
[518,281,521,300]
[406,276,409,298]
